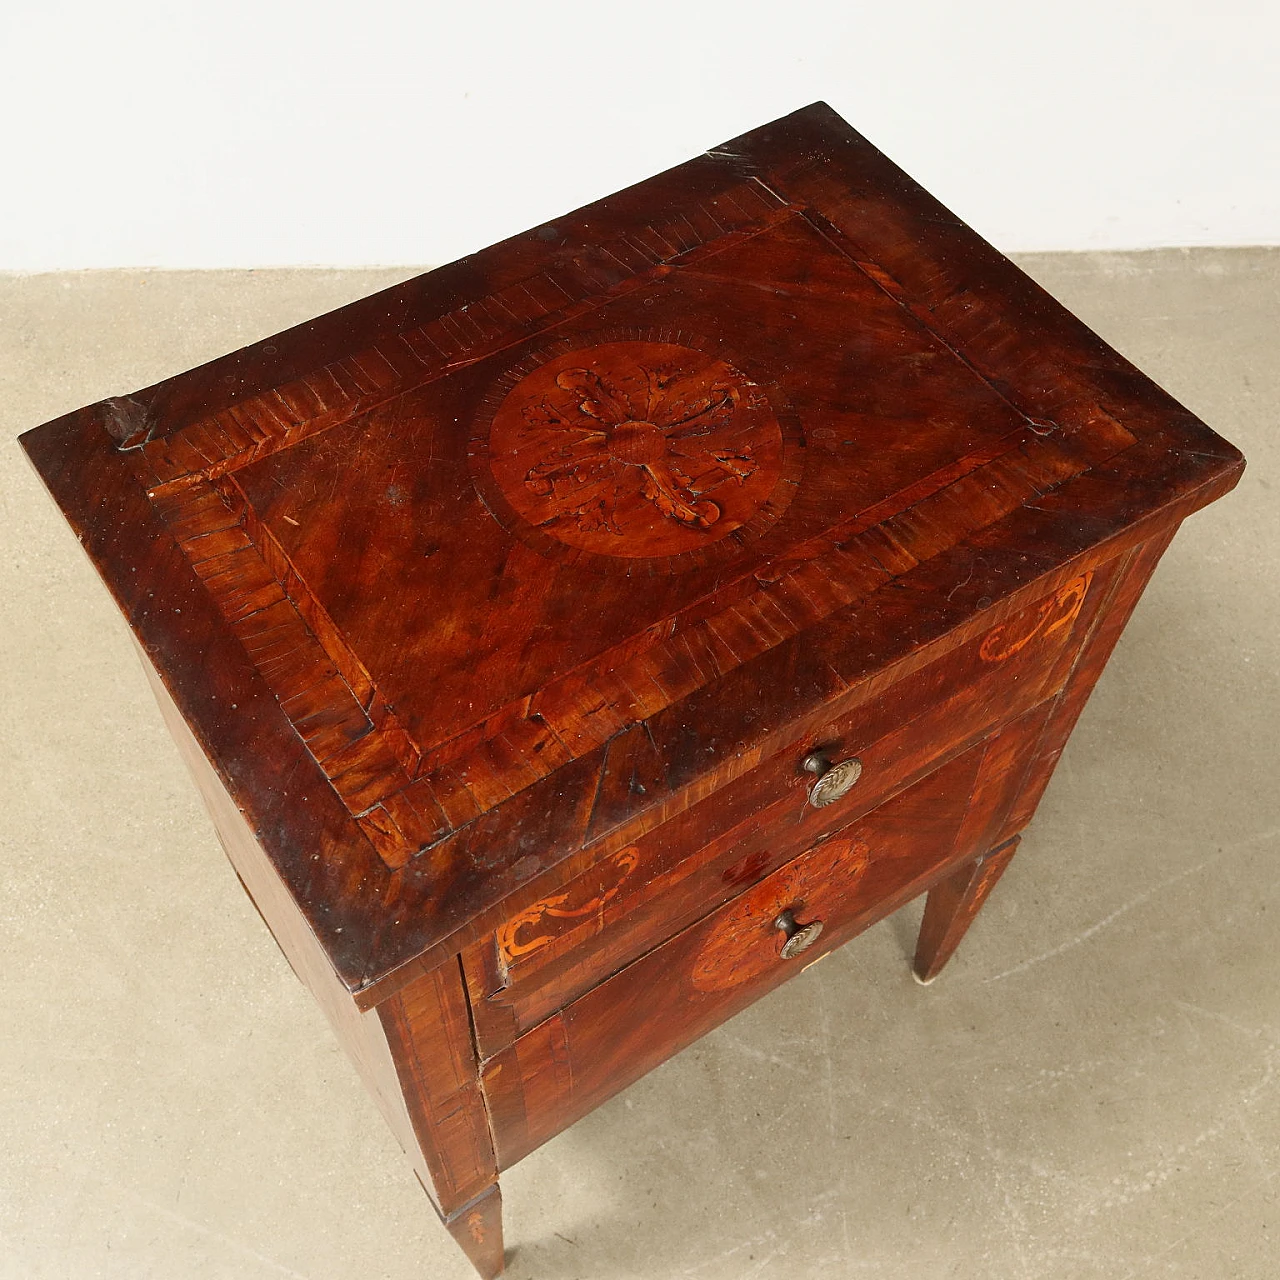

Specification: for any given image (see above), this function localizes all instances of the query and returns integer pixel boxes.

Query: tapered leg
[441,1185,505,1279]
[913,836,1020,984]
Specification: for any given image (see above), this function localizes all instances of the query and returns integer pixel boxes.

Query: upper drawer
[464,568,1099,1052]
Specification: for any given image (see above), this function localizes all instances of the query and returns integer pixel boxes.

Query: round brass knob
[775,908,824,959]
[802,751,863,808]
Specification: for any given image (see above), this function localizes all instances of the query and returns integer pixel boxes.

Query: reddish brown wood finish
[440,1187,504,1280]
[995,528,1180,848]
[19,103,1243,1276]
[483,749,986,1169]
[462,568,1101,1055]
[377,964,497,1217]
[913,836,1022,984]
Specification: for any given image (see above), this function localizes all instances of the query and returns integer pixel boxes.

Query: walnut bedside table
[20,103,1243,1277]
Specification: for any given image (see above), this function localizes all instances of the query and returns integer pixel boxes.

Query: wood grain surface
[19,103,1242,1001]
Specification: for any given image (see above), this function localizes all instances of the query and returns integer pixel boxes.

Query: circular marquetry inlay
[473,338,799,564]
[688,834,870,993]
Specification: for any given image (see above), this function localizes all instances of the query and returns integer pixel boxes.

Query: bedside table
[19,103,1243,1278]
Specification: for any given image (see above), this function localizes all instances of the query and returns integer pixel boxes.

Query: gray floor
[1,250,1276,1279]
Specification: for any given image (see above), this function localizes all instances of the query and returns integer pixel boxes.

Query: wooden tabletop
[20,103,1243,1003]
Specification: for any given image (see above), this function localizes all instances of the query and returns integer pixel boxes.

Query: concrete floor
[1,250,1276,1280]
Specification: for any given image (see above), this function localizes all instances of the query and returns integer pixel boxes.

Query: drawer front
[464,569,1101,1054]
[480,748,982,1170]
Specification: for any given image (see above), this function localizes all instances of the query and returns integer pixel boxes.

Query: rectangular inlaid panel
[128,198,1136,874]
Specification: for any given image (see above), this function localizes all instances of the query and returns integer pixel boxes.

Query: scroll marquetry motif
[495,847,640,970]
[979,572,1093,664]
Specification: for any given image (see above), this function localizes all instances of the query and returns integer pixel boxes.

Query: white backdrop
[2,0,1278,270]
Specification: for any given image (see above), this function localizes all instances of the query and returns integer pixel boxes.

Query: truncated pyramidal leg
[441,1186,505,1280]
[913,836,1021,984]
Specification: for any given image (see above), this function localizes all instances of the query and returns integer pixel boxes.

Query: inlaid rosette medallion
[472,336,802,567]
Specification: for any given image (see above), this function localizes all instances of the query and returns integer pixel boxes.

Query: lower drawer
[480,746,983,1169]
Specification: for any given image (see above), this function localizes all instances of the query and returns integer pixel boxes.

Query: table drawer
[463,569,1099,1053]
[480,748,982,1169]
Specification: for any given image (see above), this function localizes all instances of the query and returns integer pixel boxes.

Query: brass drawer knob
[802,751,863,807]
[775,908,824,959]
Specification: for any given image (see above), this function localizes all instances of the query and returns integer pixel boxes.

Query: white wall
[2,0,1277,270]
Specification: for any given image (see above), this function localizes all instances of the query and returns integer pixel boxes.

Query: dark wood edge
[742,103,1245,467]
[18,404,389,988]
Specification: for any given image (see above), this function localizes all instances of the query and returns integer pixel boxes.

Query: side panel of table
[911,524,1179,980]
[136,653,504,1277]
